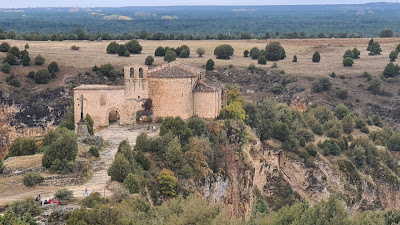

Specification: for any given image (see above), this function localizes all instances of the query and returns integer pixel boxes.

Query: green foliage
[214,44,234,59]
[265,41,286,61]
[312,51,320,62]
[158,169,178,196]
[8,137,37,157]
[206,59,214,71]
[0,42,10,52]
[59,104,75,130]
[320,139,342,156]
[250,47,261,59]
[369,42,382,55]
[89,146,100,157]
[23,172,44,186]
[135,151,150,170]
[155,46,166,56]
[343,49,354,59]
[165,137,184,169]
[179,49,189,58]
[34,54,45,65]
[85,114,94,135]
[219,101,246,122]
[196,47,205,57]
[7,46,20,58]
[41,128,78,173]
[1,62,11,73]
[0,157,4,173]
[383,62,400,77]
[243,49,249,57]
[372,114,383,127]
[342,114,355,134]
[108,153,131,182]
[123,173,141,194]
[335,88,348,99]
[34,69,51,84]
[380,29,393,37]
[4,53,18,65]
[5,75,20,87]
[145,55,154,65]
[98,63,115,79]
[22,54,30,66]
[305,143,318,157]
[387,133,400,151]
[106,41,119,54]
[248,63,256,70]
[8,197,42,217]
[164,49,177,62]
[179,164,194,179]
[54,188,74,201]
[347,145,366,167]
[352,48,360,59]
[311,77,331,93]
[125,39,142,54]
[258,56,267,65]
[117,44,130,57]
[187,117,207,137]
[47,61,59,73]
[343,57,354,67]
[292,55,297,62]
[334,104,350,120]
[390,50,398,62]
[82,192,107,208]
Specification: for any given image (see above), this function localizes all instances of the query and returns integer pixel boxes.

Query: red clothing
[49,199,52,204]
[54,200,59,205]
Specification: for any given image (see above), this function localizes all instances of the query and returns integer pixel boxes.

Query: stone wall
[149,77,197,119]
[194,90,222,119]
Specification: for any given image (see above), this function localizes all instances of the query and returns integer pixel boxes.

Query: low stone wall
[2,166,46,177]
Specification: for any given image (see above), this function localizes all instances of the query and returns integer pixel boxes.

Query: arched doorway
[108,109,120,124]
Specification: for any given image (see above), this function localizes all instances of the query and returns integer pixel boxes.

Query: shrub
[335,88,348,99]
[165,137,184,169]
[89,146,100,157]
[387,133,400,151]
[179,164,194,179]
[8,197,42,217]
[258,56,267,65]
[271,62,278,68]
[179,49,189,58]
[107,153,130,182]
[34,69,51,84]
[196,47,205,57]
[390,50,398,62]
[6,75,21,87]
[250,47,260,59]
[71,45,80,50]
[0,157,4,173]
[243,50,249,57]
[155,46,166,56]
[311,77,331,93]
[7,46,20,58]
[383,62,400,77]
[8,137,37,157]
[312,51,320,62]
[248,63,256,70]
[265,42,286,61]
[48,61,59,73]
[158,169,178,196]
[0,42,10,52]
[34,55,45,65]
[164,49,177,62]
[343,57,354,67]
[342,115,355,134]
[368,42,382,55]
[23,172,44,186]
[1,62,11,73]
[352,48,360,59]
[92,65,99,72]
[343,49,355,59]
[214,44,234,59]
[372,115,383,127]
[117,44,130,57]
[82,192,107,208]
[305,144,318,157]
[145,56,154,65]
[272,85,284,94]
[112,185,131,203]
[4,53,18,65]
[292,55,297,62]
[22,54,30,66]
[348,145,366,168]
[106,41,119,54]
[54,188,74,202]
[123,173,141,194]
[85,114,94,135]
[335,104,350,120]
[125,39,142,54]
[206,59,214,71]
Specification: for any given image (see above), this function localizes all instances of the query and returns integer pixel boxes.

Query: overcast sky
[1,0,385,8]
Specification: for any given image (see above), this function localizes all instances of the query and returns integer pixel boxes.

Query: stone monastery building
[74,62,224,129]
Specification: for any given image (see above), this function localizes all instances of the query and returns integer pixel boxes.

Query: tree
[155,46,166,56]
[352,48,360,59]
[250,47,260,59]
[4,54,18,65]
[397,44,400,53]
[258,56,267,65]
[383,62,400,77]
[312,51,320,62]
[387,133,400,151]
[335,104,350,119]
[380,29,393,38]
[107,153,131,182]
[8,137,37,157]
[145,56,154,65]
[123,173,141,194]
[369,42,382,55]
[214,44,234,59]
[243,50,249,57]
[196,47,205,57]
[164,137,184,169]
[23,172,44,186]
[164,49,177,63]
[343,49,354,59]
[34,69,51,84]
[48,61,59,73]
[7,46,20,58]
[265,32,271,39]
[179,50,189,58]
[117,44,130,57]
[390,50,398,62]
[176,45,190,57]
[99,63,114,77]
[292,55,297,62]
[0,42,10,52]
[22,54,30,66]
[34,55,45,65]
[106,41,119,54]
[367,38,374,51]
[342,114,355,134]
[311,77,331,93]
[125,39,142,54]
[348,145,366,168]
[206,59,214,71]
[1,63,11,73]
[265,42,286,61]
[25,43,29,49]
[343,57,354,67]
[85,114,94,135]
[158,169,178,196]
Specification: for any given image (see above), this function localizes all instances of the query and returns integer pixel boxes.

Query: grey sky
[1,0,383,8]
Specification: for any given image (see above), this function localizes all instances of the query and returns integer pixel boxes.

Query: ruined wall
[149,77,197,119]
[194,90,222,119]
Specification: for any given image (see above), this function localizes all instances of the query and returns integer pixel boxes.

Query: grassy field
[1,38,400,90]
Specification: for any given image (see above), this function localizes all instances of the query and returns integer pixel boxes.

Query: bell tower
[123,65,149,101]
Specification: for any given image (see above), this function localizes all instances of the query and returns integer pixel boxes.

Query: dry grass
[2,38,400,90]
[3,154,43,169]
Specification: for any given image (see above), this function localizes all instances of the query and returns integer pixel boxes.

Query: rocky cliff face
[0,88,72,157]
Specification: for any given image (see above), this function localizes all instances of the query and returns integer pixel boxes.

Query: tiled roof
[148,66,198,78]
[194,80,218,92]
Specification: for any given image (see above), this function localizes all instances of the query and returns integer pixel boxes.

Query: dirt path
[0,124,157,205]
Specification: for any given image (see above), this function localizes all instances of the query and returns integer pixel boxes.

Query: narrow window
[130,68,134,78]
[139,67,144,78]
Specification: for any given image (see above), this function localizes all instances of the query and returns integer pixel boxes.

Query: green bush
[106,41,119,54]
[0,42,10,52]
[145,56,154,65]
[179,49,190,58]
[1,62,11,73]
[390,50,398,62]
[155,46,166,56]
[248,63,256,70]
[243,50,249,57]
[125,39,142,54]
[335,88,348,99]
[196,47,205,57]
[311,77,331,93]
[85,114,94,135]
[108,153,131,182]
[206,59,214,71]
[335,104,350,120]
[342,115,355,134]
[305,144,318,157]
[123,173,141,194]
[7,137,37,157]
[89,146,100,157]
[54,188,74,201]
[4,53,18,65]
[258,56,267,65]
[387,133,400,151]
[117,44,130,57]
[179,164,194,179]
[265,42,286,61]
[8,197,42,217]
[164,49,177,62]
[7,46,20,58]
[368,42,382,55]
[82,192,107,208]
[34,55,45,65]
[34,69,51,84]
[6,75,21,87]
[214,44,234,59]
[312,51,320,62]
[272,85,284,94]
[343,57,354,67]
[348,145,366,168]
[343,49,355,59]
[23,172,44,186]
[158,169,178,196]
[292,55,297,62]
[22,54,30,66]
[352,48,360,59]
[383,62,400,77]
[47,61,59,73]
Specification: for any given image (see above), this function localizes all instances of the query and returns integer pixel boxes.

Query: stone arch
[107,108,121,125]
[139,67,144,78]
[130,68,134,78]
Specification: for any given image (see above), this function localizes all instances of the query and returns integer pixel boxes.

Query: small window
[130,68,134,78]
[138,96,141,99]
[139,67,144,78]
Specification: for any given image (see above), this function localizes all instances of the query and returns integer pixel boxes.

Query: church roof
[74,85,124,90]
[194,80,219,92]
[148,65,198,78]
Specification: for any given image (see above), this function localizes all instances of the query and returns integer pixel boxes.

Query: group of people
[35,194,59,205]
